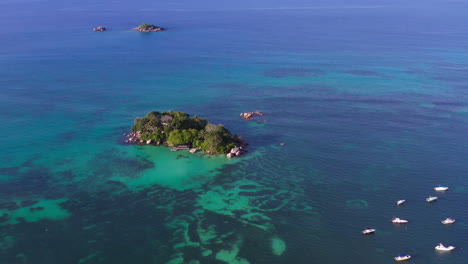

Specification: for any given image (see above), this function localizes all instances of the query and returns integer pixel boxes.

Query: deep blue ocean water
[1,1,468,263]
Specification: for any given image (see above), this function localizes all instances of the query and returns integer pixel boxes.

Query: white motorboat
[361,228,376,234]
[396,199,406,205]
[426,196,438,202]
[189,148,198,153]
[441,218,456,224]
[394,254,411,261]
[391,217,408,224]
[435,243,455,251]
[434,185,448,191]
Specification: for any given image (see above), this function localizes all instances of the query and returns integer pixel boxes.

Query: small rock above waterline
[93,26,106,32]
[240,111,263,120]
[133,24,164,32]
[226,146,246,158]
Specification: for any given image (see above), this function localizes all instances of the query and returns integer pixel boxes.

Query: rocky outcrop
[93,26,106,32]
[123,132,161,145]
[124,131,142,143]
[133,24,164,32]
[240,111,263,120]
[226,146,247,158]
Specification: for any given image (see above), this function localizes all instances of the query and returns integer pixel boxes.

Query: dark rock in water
[28,206,45,212]
[238,191,258,197]
[344,70,391,79]
[238,185,258,190]
[21,200,39,207]
[0,201,19,210]
[261,199,283,209]
[106,180,127,188]
[264,68,325,78]
[0,213,10,223]
[15,217,26,223]
[56,131,77,141]
[176,155,189,160]
[88,149,154,179]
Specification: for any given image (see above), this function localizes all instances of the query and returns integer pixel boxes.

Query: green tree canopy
[131,110,241,154]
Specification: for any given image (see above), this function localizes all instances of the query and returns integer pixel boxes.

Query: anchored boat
[396,199,405,205]
[434,185,448,191]
[391,217,408,224]
[394,254,411,261]
[426,196,438,202]
[441,218,456,224]
[435,243,455,251]
[361,228,376,234]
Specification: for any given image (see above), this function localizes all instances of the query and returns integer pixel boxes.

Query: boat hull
[435,246,455,251]
[361,229,375,234]
[394,256,411,261]
[442,218,455,224]
[391,218,408,224]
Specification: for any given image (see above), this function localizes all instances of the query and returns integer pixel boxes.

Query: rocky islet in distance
[93,26,106,32]
[133,24,164,32]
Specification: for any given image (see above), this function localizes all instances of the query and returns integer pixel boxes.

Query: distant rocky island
[125,111,247,157]
[133,24,164,32]
[93,26,106,32]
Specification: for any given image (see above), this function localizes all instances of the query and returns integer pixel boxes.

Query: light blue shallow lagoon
[0,1,467,263]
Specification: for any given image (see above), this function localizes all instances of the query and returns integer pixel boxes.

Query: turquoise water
[1,2,468,263]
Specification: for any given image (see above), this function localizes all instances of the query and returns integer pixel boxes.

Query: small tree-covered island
[125,111,247,157]
[133,24,164,32]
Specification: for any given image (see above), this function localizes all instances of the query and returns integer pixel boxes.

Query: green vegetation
[131,111,241,154]
[137,24,163,30]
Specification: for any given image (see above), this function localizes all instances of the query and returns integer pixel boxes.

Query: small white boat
[397,199,406,205]
[394,254,411,261]
[426,196,438,202]
[361,228,376,234]
[435,243,455,251]
[441,218,456,224]
[392,217,408,224]
[434,185,448,191]
[189,148,198,153]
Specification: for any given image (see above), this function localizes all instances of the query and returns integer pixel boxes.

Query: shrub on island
[127,111,244,155]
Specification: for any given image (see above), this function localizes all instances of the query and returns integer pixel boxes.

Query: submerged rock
[346,199,369,209]
[271,237,286,256]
